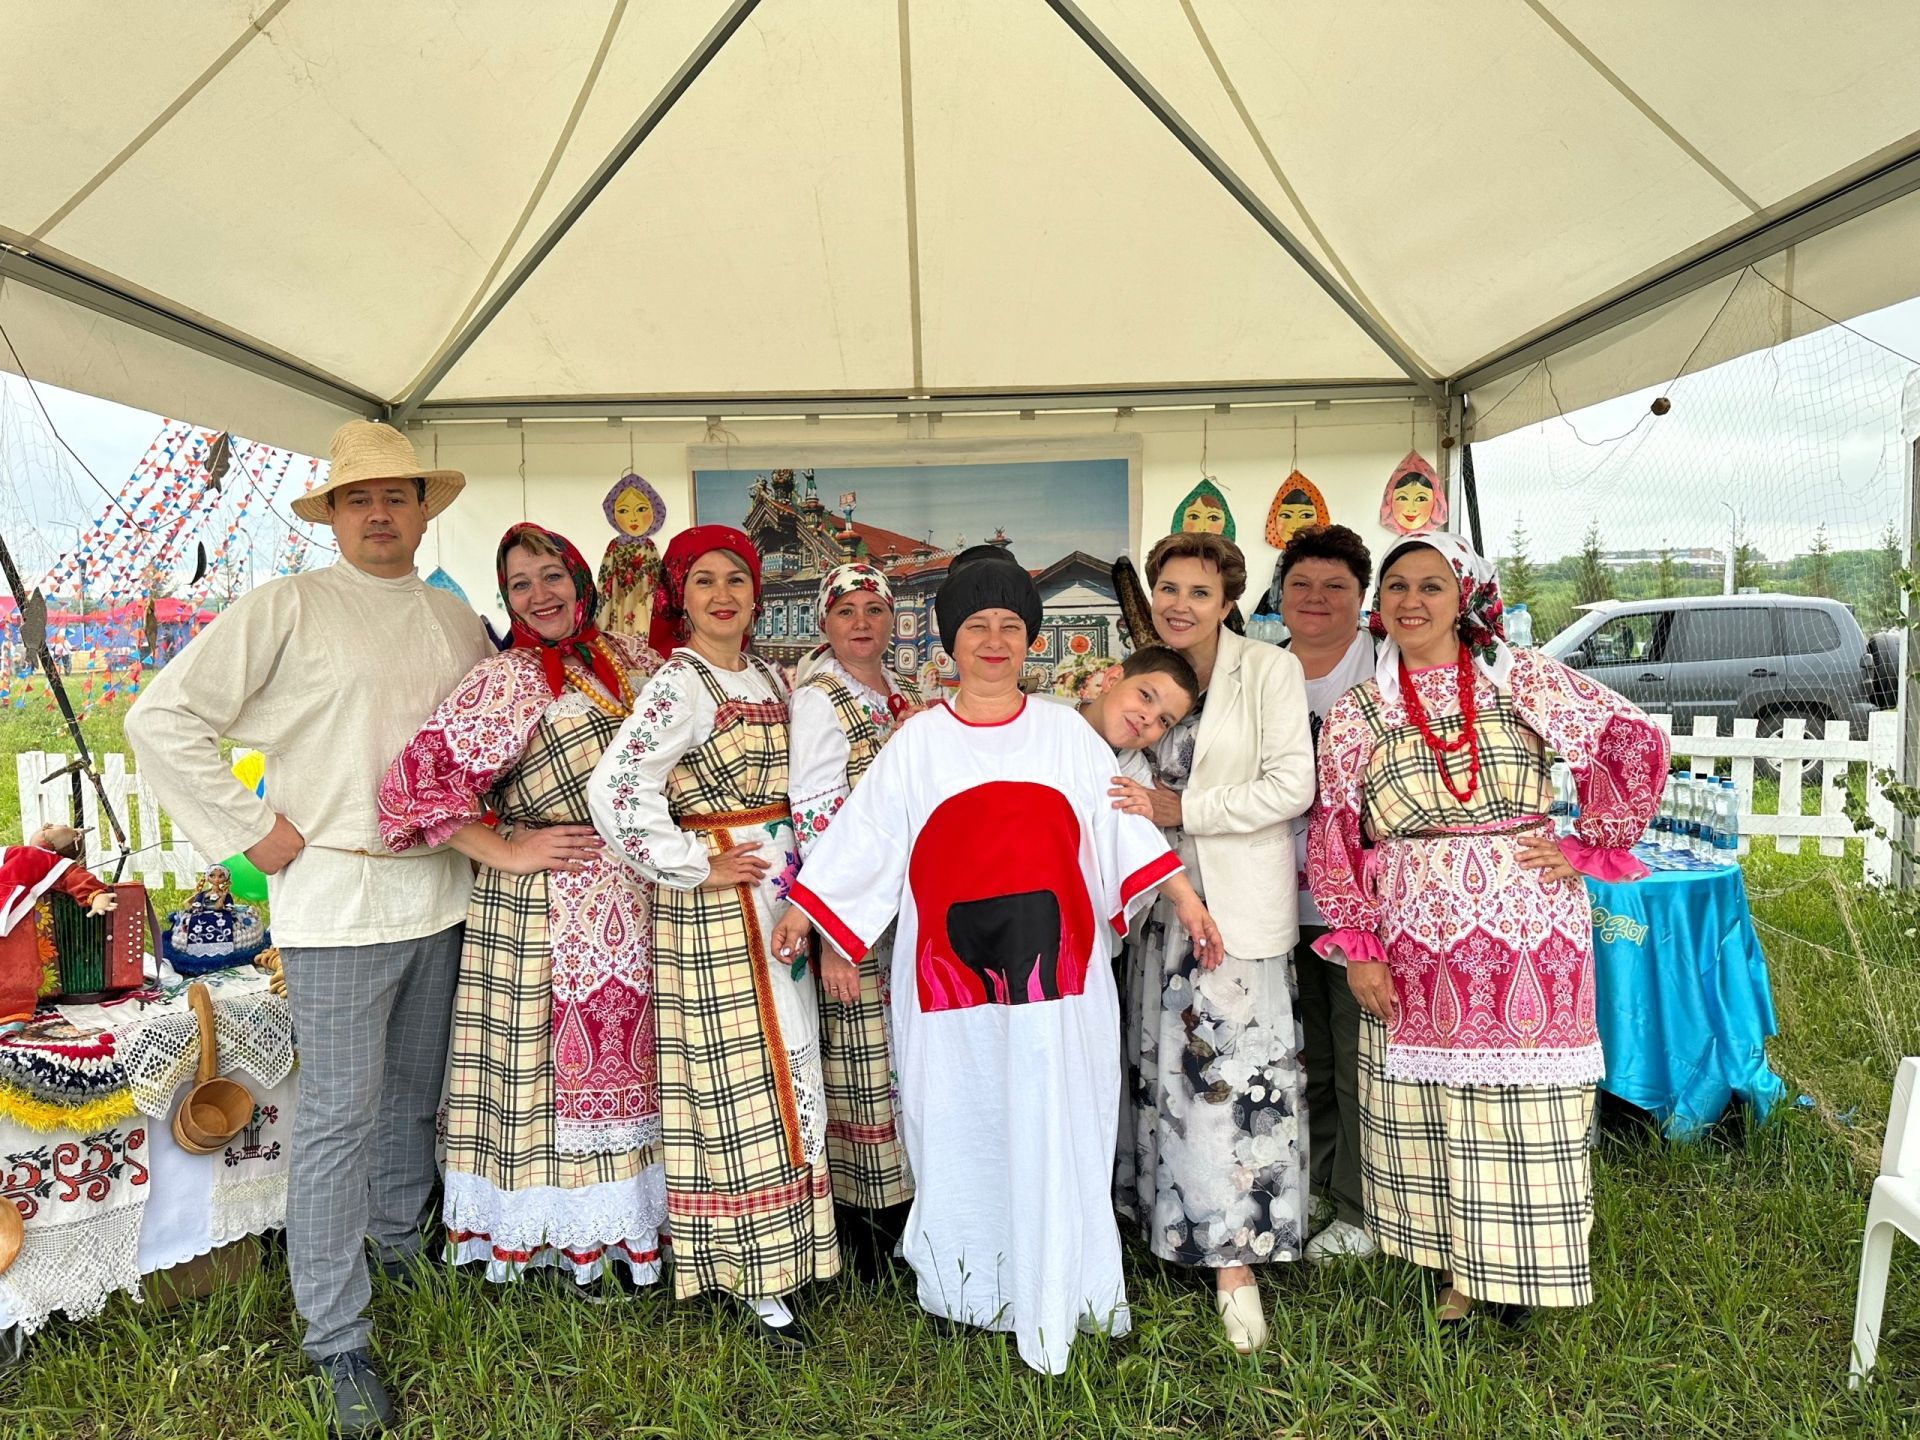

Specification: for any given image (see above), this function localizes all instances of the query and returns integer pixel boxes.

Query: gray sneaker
[311,1350,393,1435]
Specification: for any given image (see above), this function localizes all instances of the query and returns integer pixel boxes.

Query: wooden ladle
[170,982,254,1155]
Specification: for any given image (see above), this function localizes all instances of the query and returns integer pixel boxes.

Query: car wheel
[1754,706,1826,785]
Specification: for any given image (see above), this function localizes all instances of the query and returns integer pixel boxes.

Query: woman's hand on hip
[1346,959,1397,1025]
[703,841,770,889]
[1515,832,1578,886]
[503,824,601,876]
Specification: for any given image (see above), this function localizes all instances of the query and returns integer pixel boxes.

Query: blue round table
[1586,847,1787,1139]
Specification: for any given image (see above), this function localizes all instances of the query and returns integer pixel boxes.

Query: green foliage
[1499,519,1538,611]
[1573,521,1613,605]
[1654,547,1680,599]
[1803,525,1835,598]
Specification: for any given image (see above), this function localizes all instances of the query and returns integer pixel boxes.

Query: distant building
[1600,546,1723,573]
[741,468,1122,692]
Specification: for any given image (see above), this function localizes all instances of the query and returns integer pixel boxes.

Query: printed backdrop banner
[690,439,1139,697]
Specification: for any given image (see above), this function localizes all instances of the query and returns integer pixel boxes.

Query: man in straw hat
[129,421,490,1433]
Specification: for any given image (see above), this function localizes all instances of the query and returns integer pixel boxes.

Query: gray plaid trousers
[279,925,461,1358]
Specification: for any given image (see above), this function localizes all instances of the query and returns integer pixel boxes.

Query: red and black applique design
[908,781,1094,1012]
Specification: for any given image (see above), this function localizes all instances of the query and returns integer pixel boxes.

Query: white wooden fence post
[1867,710,1898,886]
[1777,716,1807,856]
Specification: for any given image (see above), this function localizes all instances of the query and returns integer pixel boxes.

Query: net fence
[1471,270,1919,1135]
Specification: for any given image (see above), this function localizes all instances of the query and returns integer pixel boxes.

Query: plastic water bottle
[1506,602,1534,649]
[1691,779,1713,860]
[1657,778,1677,850]
[1548,763,1570,836]
[1676,777,1699,860]
[1715,779,1740,864]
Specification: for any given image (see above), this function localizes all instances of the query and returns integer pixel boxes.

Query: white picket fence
[9,712,1911,887]
[13,749,207,889]
[1650,710,1900,882]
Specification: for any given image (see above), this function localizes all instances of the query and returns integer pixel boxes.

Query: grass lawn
[4,702,1920,1435]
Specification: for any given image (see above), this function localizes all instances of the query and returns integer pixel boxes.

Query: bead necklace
[562,636,635,718]
[1399,642,1480,805]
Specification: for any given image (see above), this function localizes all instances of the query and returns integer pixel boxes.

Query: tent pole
[388,0,767,426]
[0,244,381,418]
[1040,0,1441,405]
[1451,144,1920,395]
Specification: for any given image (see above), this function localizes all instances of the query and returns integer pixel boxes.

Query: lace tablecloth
[72,969,296,1119]
[0,967,297,1336]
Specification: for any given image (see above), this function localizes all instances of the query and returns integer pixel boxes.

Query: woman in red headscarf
[378,523,665,1293]
[587,525,837,1345]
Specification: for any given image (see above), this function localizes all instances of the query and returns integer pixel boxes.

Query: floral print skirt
[1116,886,1310,1268]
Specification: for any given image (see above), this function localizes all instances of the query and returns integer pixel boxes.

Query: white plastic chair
[1851,1057,1920,1386]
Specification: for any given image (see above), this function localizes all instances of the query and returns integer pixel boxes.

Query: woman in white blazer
[1111,531,1316,1356]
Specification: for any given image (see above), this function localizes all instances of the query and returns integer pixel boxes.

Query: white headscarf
[1368,529,1514,709]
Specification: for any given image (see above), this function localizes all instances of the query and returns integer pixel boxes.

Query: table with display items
[1587,846,1786,1139]
[0,967,295,1340]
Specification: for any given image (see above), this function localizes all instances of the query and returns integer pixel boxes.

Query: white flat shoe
[1215,1283,1268,1354]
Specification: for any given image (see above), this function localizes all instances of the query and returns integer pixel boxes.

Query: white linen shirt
[126,560,492,948]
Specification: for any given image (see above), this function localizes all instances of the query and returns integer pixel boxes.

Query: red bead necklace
[1398,642,1481,805]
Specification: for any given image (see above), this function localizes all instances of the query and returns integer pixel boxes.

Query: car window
[1776,607,1841,657]
[1581,613,1660,666]
[1666,608,1772,664]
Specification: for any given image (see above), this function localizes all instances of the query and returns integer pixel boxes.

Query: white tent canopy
[4,0,1920,452]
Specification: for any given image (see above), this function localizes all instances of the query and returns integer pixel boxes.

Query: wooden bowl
[170,982,254,1155]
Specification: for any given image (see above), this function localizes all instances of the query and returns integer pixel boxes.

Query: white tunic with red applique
[790,696,1179,1375]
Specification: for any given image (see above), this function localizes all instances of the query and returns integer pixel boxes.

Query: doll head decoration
[1264,471,1330,550]
[1171,479,1236,541]
[604,472,665,542]
[596,472,667,641]
[1380,450,1447,536]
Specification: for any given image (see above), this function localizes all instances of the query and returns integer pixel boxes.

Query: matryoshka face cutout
[1391,475,1436,533]
[1181,497,1227,534]
[612,487,655,537]
[1271,492,1322,547]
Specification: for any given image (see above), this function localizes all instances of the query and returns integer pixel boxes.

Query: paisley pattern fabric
[380,634,663,1152]
[1307,647,1667,1086]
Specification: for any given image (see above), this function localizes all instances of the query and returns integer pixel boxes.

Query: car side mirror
[1563,647,1588,669]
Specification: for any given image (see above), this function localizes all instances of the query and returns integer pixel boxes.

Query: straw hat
[290,421,465,525]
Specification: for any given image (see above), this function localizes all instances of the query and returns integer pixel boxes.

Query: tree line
[1499,519,1907,642]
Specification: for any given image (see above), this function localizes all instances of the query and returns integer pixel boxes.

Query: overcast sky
[3,295,1918,593]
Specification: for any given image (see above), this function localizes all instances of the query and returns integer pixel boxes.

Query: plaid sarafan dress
[588,650,838,1300]
[1306,648,1667,1307]
[789,658,921,1210]
[378,633,666,1285]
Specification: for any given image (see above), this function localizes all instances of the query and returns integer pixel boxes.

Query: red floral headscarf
[649,524,763,657]
[496,522,623,701]
[1367,530,1514,707]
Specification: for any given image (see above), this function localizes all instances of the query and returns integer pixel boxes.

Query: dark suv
[1541,593,1884,739]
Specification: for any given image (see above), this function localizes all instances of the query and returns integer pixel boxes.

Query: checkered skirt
[802,671,915,1209]
[446,703,658,1197]
[1358,1016,1596,1307]
[656,657,837,1298]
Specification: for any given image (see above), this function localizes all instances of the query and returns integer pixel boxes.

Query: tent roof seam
[33,0,296,240]
[1519,0,1761,214]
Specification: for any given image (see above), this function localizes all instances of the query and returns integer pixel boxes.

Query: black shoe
[739,1298,809,1351]
[309,1350,393,1435]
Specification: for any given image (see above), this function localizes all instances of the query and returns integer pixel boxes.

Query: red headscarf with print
[649,524,764,657]
[496,522,625,701]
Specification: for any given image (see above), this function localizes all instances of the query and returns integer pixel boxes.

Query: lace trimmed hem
[442,1165,668,1254]
[1382,1042,1605,1089]
[552,1114,663,1159]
